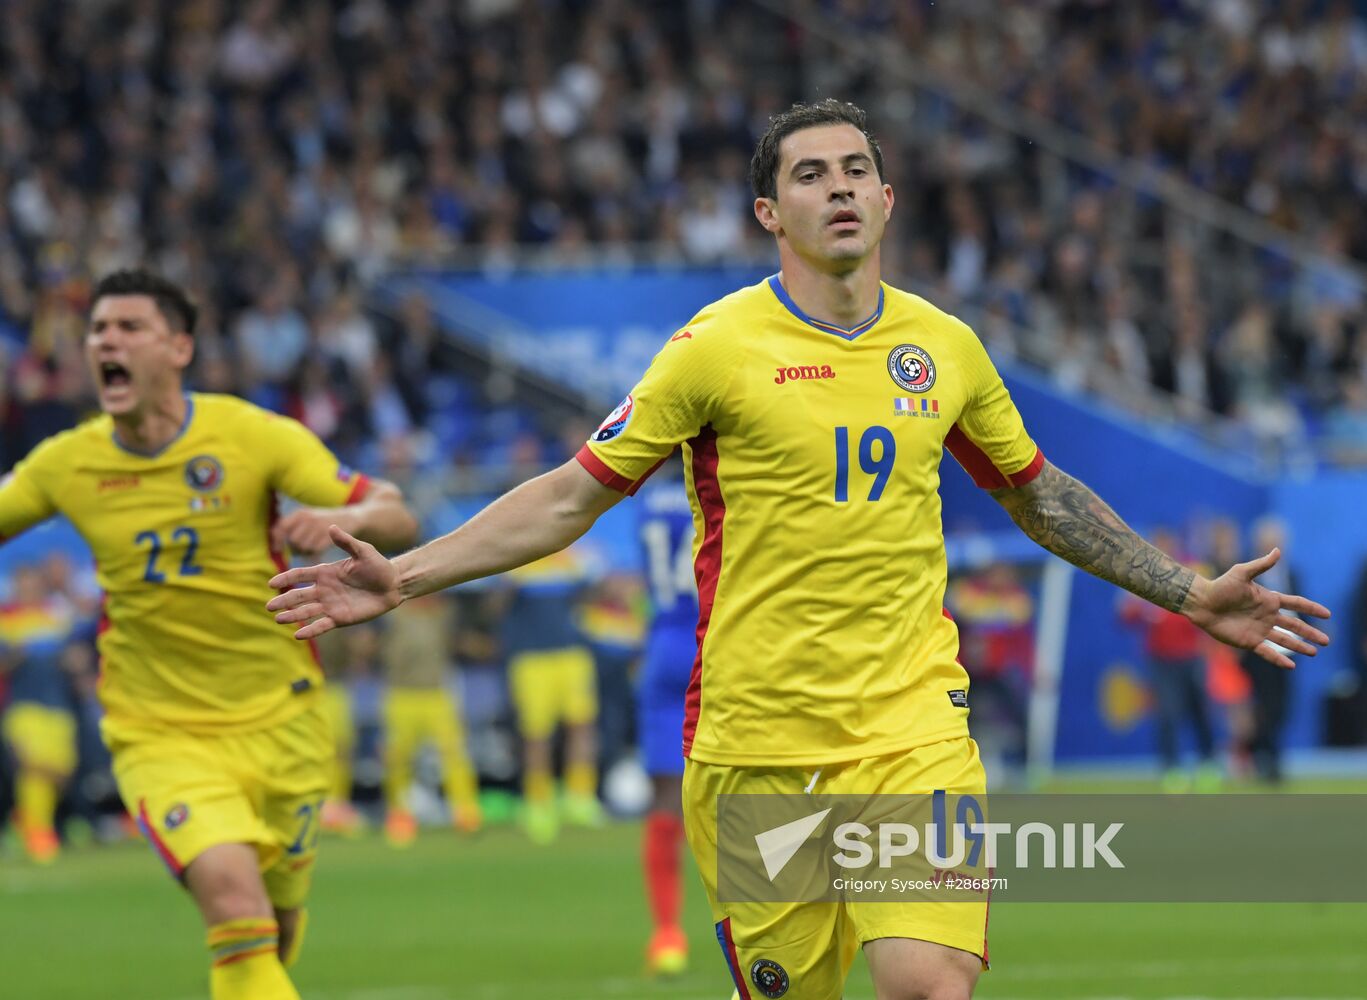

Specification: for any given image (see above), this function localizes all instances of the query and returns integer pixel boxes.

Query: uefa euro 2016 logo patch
[750,958,789,998]
[888,344,936,393]
[184,455,225,492]
[592,394,634,443]
[165,803,190,830]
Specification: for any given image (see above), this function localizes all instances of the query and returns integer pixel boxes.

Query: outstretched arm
[990,461,1330,668]
[267,459,623,639]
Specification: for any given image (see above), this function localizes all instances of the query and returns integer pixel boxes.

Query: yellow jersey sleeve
[244,406,370,507]
[943,319,1043,489]
[576,314,738,493]
[0,435,67,541]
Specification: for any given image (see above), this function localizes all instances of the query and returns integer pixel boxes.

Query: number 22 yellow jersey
[0,393,369,740]
[578,276,1043,767]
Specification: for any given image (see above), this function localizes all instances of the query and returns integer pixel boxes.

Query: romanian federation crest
[184,455,225,492]
[887,344,936,393]
[750,958,790,998]
[592,394,635,443]
[165,803,190,830]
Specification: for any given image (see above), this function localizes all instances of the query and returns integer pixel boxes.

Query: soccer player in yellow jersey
[378,593,483,846]
[0,269,417,1000]
[268,102,1331,1000]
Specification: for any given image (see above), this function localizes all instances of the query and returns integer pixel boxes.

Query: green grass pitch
[2,817,1365,999]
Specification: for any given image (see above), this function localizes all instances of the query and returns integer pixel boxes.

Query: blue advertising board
[381,265,773,403]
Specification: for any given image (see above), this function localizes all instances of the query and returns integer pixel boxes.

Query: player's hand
[1182,548,1330,669]
[270,508,344,556]
[266,525,402,639]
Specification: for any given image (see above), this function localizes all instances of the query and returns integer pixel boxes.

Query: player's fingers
[1278,593,1331,619]
[1265,625,1317,657]
[266,576,318,607]
[1252,639,1295,670]
[1277,613,1329,646]
[1237,548,1279,581]
[274,602,325,625]
[294,616,336,641]
[268,565,320,591]
[329,524,368,558]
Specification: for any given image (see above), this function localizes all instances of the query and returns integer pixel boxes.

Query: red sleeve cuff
[574,445,665,496]
[576,445,634,492]
[345,473,371,505]
[1007,448,1046,487]
[945,424,1045,490]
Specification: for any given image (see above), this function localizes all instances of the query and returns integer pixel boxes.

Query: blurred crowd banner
[381,265,773,404]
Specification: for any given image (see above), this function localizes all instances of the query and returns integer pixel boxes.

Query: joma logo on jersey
[774,365,836,385]
[98,474,141,493]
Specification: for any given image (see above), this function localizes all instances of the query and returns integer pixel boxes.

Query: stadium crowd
[2,1,1367,476]
[873,0,1367,457]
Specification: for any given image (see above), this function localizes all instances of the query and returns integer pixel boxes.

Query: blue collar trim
[767,274,884,341]
[111,394,195,458]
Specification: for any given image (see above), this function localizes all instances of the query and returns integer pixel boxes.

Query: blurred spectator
[945,563,1034,786]
[498,548,602,844]
[314,623,364,836]
[1240,517,1298,783]
[579,571,646,774]
[0,563,81,863]
[378,594,483,846]
[233,276,310,394]
[1200,517,1255,778]
[1118,528,1219,791]
[1320,376,1367,467]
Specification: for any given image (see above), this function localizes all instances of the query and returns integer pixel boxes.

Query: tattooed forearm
[990,463,1196,613]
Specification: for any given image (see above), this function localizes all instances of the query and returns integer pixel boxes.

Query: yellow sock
[15,771,58,833]
[565,761,597,799]
[524,767,554,805]
[280,909,308,969]
[383,749,414,813]
[206,918,299,1000]
[442,753,481,814]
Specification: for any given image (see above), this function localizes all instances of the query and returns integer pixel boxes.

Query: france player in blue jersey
[635,467,698,976]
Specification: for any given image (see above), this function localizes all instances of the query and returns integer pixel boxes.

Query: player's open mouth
[100,362,132,388]
[828,210,860,228]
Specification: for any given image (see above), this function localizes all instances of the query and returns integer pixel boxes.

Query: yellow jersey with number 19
[576,276,1043,767]
[0,393,369,740]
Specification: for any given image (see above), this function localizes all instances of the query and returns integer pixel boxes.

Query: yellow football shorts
[507,646,597,739]
[382,686,464,761]
[2,703,78,775]
[109,701,332,910]
[684,736,990,1000]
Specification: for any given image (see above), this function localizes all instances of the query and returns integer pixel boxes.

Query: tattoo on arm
[990,463,1195,613]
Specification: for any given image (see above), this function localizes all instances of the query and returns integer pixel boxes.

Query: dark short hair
[750,99,885,200]
[91,268,198,335]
